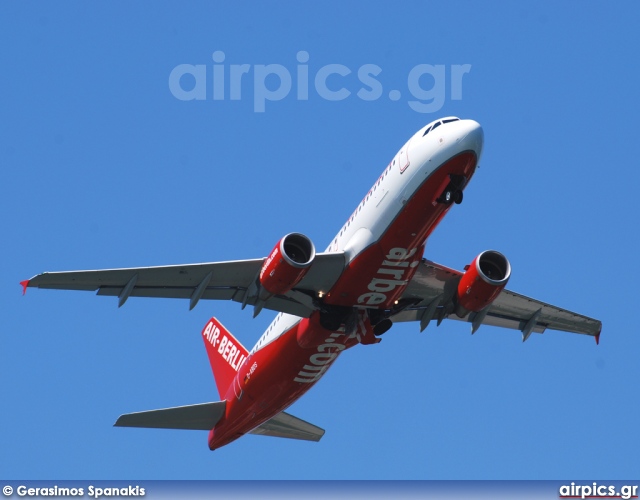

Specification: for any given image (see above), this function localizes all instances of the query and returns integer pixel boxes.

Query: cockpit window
[423,118,459,137]
[423,121,440,136]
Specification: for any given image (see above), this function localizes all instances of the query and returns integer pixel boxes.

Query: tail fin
[201,317,249,399]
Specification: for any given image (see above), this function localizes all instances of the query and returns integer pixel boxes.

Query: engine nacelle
[456,250,511,316]
[259,233,316,296]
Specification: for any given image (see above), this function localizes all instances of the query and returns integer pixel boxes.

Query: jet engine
[259,233,316,296]
[455,250,511,317]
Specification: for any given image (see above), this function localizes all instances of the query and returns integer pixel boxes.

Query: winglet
[595,332,600,345]
[20,280,30,295]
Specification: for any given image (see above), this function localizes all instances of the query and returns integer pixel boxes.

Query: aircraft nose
[459,119,483,152]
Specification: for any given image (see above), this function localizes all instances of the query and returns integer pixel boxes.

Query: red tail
[201,317,249,399]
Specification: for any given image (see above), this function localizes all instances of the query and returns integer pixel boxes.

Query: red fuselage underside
[209,150,478,450]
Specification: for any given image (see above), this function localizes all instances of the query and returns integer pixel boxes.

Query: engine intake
[259,233,316,296]
[456,250,511,316]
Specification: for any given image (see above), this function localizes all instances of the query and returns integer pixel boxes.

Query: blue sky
[2,1,639,480]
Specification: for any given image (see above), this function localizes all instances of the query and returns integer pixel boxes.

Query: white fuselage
[250,117,484,353]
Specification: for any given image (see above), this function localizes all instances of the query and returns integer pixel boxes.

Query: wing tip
[20,280,30,295]
[594,321,602,345]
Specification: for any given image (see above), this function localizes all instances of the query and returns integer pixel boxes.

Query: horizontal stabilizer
[114,401,226,430]
[249,411,325,442]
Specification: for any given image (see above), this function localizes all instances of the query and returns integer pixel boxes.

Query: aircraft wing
[392,260,602,342]
[24,252,347,318]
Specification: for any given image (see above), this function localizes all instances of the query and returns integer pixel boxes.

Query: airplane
[22,117,602,450]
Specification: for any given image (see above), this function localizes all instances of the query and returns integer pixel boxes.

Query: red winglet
[595,332,600,345]
[20,280,30,295]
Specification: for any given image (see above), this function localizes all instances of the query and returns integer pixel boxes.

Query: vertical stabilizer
[201,317,249,399]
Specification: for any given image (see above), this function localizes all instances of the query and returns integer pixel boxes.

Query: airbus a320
[23,117,602,450]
